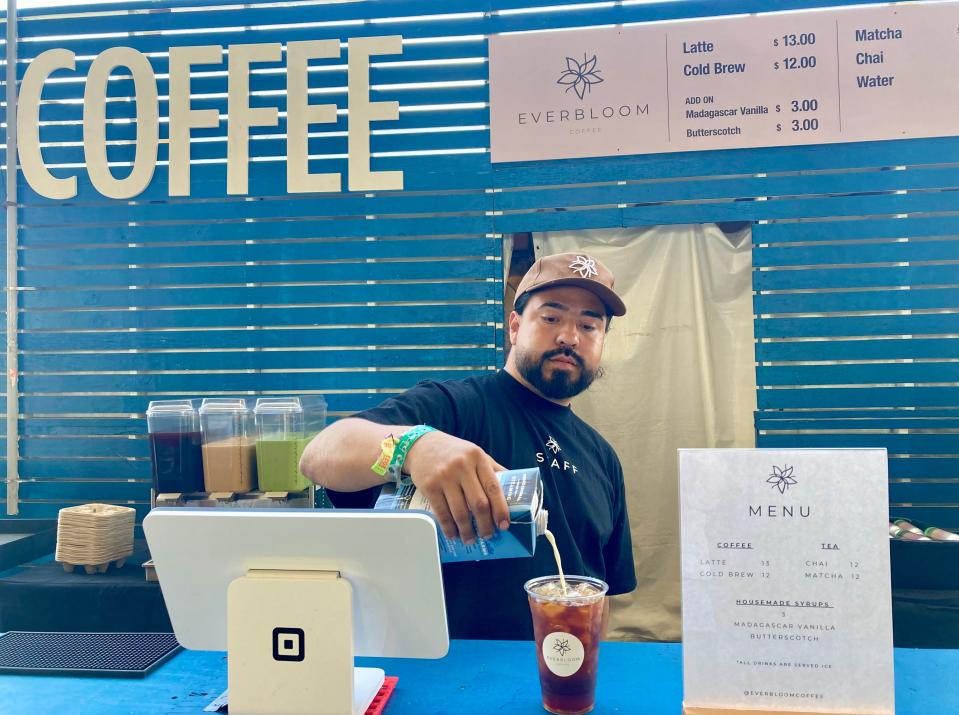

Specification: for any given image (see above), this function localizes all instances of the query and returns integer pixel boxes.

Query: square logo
[272,627,305,662]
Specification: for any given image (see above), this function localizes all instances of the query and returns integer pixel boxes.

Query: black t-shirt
[328,370,636,641]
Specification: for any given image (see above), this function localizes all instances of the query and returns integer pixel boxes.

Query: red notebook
[364,676,399,715]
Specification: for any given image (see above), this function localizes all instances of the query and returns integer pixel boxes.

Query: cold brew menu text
[679,449,894,715]
[490,1,959,162]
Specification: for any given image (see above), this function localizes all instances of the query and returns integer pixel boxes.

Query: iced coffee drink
[525,575,608,715]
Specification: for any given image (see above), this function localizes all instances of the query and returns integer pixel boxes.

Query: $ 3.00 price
[776,118,820,132]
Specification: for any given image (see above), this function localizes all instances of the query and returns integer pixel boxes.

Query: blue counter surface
[1,640,956,714]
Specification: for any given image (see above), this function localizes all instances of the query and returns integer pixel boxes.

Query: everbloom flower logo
[556,54,604,100]
[767,465,798,494]
[568,255,598,279]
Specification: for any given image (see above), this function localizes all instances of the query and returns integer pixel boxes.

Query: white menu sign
[490,1,959,162]
[679,449,894,714]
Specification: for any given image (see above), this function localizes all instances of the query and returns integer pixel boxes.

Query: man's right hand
[402,430,511,545]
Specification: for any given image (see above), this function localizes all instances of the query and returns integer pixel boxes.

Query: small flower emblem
[568,255,598,279]
[557,54,604,100]
[553,638,572,656]
[767,465,798,494]
[545,436,561,454]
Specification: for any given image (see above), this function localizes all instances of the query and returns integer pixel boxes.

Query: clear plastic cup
[146,399,205,494]
[300,394,327,438]
[254,398,311,492]
[198,398,257,493]
[525,575,608,715]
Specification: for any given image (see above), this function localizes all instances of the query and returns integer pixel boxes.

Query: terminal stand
[227,569,384,715]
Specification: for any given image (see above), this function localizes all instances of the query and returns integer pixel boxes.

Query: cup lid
[199,398,250,414]
[254,397,303,415]
[146,399,196,415]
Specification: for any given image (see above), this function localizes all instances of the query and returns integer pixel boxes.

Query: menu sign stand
[679,449,894,715]
[683,707,867,715]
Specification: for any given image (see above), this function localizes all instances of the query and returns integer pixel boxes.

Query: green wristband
[386,425,435,486]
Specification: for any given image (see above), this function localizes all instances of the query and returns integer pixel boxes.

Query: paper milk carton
[374,467,548,563]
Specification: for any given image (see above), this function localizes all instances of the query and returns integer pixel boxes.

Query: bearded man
[300,253,636,640]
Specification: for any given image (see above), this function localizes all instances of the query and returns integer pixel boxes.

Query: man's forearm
[299,418,413,492]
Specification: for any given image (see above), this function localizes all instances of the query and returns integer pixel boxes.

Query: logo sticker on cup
[542,631,585,677]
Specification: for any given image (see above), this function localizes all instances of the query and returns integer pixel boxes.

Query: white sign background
[679,449,894,714]
[489,1,959,162]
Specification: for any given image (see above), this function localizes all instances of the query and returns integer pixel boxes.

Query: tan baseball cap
[514,252,626,317]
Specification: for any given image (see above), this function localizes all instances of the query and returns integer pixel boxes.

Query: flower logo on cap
[569,255,598,279]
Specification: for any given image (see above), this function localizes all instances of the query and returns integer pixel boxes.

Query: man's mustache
[541,347,585,369]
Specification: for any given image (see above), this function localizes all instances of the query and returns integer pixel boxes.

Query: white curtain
[534,224,756,641]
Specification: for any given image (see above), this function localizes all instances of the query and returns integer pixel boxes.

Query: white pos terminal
[143,508,449,715]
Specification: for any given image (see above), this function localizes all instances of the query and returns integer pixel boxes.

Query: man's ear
[508,310,521,347]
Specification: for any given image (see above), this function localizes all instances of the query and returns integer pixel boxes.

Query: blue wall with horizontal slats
[1,0,956,527]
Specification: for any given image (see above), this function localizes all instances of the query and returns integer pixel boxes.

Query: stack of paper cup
[56,504,136,571]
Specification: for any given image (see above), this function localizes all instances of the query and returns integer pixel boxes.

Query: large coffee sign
[490,1,959,162]
[18,36,404,199]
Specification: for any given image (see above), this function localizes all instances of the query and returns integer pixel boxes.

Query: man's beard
[514,346,602,400]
